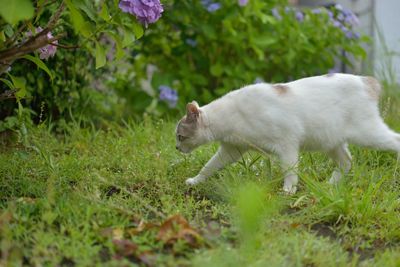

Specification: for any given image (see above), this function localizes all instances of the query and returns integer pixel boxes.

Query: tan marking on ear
[362,76,381,100]
[273,84,289,95]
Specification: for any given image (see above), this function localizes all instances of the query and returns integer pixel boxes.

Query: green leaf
[22,55,53,81]
[99,2,110,22]
[0,0,34,24]
[8,74,27,99]
[108,33,124,61]
[210,63,223,77]
[201,24,216,39]
[122,28,136,47]
[35,0,46,22]
[65,0,92,38]
[4,25,14,37]
[73,0,96,22]
[0,31,5,42]
[0,78,14,89]
[132,22,144,39]
[95,42,106,69]
[252,36,277,48]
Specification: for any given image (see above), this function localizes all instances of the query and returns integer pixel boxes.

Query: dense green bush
[123,0,368,114]
[0,0,152,129]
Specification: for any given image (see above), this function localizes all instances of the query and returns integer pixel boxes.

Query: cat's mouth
[176,146,192,154]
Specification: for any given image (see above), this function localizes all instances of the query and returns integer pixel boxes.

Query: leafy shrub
[122,0,368,114]
[0,0,163,128]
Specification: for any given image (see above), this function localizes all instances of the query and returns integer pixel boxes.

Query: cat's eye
[178,135,187,141]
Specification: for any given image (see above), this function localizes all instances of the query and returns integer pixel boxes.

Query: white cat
[175,73,400,193]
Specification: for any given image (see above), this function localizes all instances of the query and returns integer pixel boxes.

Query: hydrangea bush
[121,0,367,115]
[0,0,163,128]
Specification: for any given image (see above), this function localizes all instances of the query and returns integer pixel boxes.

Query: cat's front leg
[277,147,299,194]
[185,176,205,186]
[186,144,245,186]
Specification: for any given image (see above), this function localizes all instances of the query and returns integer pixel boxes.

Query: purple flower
[271,8,281,20]
[332,19,341,28]
[185,38,197,47]
[159,85,178,108]
[337,13,344,21]
[201,0,221,13]
[344,30,360,39]
[201,0,220,12]
[311,8,322,14]
[207,3,221,12]
[296,11,304,22]
[26,27,58,60]
[345,30,353,39]
[119,0,163,26]
[343,10,359,25]
[238,0,248,6]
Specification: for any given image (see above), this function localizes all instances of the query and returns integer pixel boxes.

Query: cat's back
[225,73,379,105]
[287,73,380,101]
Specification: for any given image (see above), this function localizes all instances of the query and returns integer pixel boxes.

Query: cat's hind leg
[186,143,246,186]
[327,143,352,184]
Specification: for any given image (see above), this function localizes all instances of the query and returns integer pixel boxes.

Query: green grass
[1,101,400,266]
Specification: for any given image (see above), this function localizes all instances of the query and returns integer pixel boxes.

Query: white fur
[176,74,400,193]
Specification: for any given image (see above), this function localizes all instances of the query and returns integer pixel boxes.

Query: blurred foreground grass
[1,96,400,266]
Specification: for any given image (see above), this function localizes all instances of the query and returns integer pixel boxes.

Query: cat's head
[175,101,208,153]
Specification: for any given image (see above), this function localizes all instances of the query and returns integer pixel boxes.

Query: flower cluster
[238,0,249,7]
[328,4,360,39]
[271,4,360,39]
[272,7,303,22]
[201,0,248,12]
[26,27,58,60]
[119,0,163,26]
[201,0,221,13]
[159,85,178,108]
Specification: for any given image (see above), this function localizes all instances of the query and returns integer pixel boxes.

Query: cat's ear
[186,101,200,122]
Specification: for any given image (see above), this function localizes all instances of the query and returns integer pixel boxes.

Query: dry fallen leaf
[112,239,138,257]
[157,214,203,247]
[127,220,158,236]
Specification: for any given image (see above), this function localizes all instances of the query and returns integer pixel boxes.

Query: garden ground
[1,96,400,266]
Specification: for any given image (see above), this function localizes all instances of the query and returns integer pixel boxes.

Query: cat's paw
[185,177,199,186]
[328,171,341,184]
[283,184,297,195]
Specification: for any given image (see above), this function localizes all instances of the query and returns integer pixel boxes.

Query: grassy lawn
[1,97,400,266]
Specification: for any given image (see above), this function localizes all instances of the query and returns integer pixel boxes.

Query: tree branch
[0,32,67,63]
[0,1,66,75]
[0,89,17,101]
[49,43,80,50]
